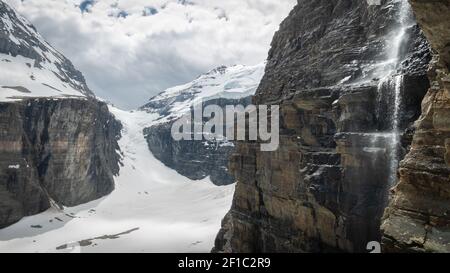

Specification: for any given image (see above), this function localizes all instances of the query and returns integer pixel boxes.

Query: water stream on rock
[372,0,413,191]
[376,75,404,187]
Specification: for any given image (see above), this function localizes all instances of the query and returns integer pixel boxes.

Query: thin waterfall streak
[388,75,404,186]
[392,75,403,133]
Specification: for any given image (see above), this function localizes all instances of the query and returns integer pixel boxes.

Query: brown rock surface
[381,0,450,253]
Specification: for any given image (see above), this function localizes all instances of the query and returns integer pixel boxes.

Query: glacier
[0,107,234,253]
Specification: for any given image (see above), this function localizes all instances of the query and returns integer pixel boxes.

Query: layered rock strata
[382,0,450,253]
[0,98,122,228]
[214,0,432,252]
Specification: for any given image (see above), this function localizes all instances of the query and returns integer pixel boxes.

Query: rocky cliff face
[214,0,432,253]
[144,97,251,186]
[0,98,122,228]
[381,0,450,253]
[0,1,122,228]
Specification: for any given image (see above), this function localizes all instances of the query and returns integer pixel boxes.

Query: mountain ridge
[141,63,265,123]
[0,1,94,101]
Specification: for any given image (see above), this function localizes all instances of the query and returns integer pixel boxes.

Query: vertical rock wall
[0,98,122,228]
[382,0,450,253]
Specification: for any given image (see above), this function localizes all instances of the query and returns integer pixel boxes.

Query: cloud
[5,0,296,109]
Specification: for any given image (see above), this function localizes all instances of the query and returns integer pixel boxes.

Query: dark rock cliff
[382,0,450,253]
[0,98,122,228]
[144,96,252,186]
[214,0,432,253]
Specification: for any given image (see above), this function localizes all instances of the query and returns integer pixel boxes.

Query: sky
[5,0,296,109]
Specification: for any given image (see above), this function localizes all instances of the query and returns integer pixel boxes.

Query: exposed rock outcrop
[214,0,432,253]
[382,0,450,253]
[0,98,122,228]
[144,97,251,186]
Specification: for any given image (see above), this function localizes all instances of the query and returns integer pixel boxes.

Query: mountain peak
[0,1,94,101]
[141,63,265,122]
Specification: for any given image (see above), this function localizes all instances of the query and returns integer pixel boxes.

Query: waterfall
[385,0,412,72]
[372,0,412,188]
[374,75,403,188]
[386,75,404,187]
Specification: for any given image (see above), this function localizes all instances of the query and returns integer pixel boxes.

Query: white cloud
[5,0,296,109]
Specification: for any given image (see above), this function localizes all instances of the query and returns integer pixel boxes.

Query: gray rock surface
[144,97,252,186]
[0,98,122,228]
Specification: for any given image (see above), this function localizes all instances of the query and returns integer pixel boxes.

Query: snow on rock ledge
[0,1,94,101]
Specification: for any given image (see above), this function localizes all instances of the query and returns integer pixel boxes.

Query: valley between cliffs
[1,0,449,254]
[0,108,234,253]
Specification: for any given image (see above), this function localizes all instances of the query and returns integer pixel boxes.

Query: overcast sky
[5,0,296,109]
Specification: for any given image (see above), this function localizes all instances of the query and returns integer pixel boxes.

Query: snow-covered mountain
[142,63,265,123]
[0,1,93,101]
[141,63,264,185]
